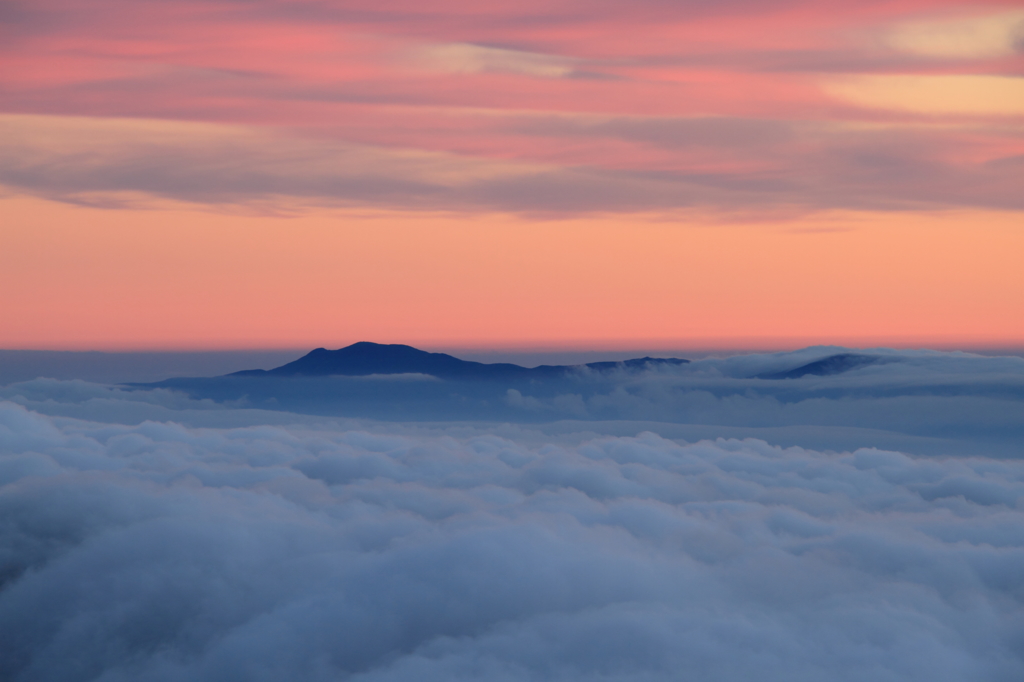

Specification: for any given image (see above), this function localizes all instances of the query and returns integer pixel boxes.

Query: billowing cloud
[1,398,1023,680]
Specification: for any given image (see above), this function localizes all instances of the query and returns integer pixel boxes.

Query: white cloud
[1,398,1023,680]
[884,10,1024,59]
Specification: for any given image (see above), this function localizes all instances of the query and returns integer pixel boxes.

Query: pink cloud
[1,0,1022,212]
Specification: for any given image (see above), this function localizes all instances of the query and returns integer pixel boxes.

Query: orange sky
[1,0,1022,350]
[3,195,1022,350]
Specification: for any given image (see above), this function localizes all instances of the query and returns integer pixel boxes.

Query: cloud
[5,347,1024,458]
[417,43,577,78]
[1,400,1023,680]
[822,74,1024,116]
[4,112,1024,214]
[883,10,1024,60]
[0,113,551,207]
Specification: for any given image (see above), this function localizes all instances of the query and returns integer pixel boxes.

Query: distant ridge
[230,342,688,380]
[758,353,880,380]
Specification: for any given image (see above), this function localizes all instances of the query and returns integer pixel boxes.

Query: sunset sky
[2,0,1023,350]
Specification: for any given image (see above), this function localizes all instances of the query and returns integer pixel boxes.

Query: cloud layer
[2,0,1022,214]
[3,112,1023,213]
[6,347,1011,457]
[2,399,1024,681]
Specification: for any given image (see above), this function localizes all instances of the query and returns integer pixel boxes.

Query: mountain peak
[229,342,688,380]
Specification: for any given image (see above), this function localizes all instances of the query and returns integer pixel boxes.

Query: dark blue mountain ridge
[229,342,689,380]
[757,353,881,380]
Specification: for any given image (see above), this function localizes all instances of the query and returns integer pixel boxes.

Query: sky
[2,0,1023,350]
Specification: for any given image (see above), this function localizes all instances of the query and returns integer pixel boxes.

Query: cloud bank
[1,399,1023,681]
[5,347,1005,458]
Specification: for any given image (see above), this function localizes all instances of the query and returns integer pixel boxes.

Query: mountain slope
[230,342,688,380]
[757,353,880,380]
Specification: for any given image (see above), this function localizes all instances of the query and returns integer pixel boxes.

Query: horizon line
[4,338,1024,355]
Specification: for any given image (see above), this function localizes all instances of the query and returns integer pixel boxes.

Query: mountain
[757,353,880,380]
[230,342,688,380]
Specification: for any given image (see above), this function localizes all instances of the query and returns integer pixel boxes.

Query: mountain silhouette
[230,342,688,380]
[757,353,880,380]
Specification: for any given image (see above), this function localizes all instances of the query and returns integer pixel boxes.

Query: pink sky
[2,0,1023,349]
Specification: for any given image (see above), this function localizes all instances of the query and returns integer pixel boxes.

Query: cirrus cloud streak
[2,112,1022,213]
[2,0,1022,215]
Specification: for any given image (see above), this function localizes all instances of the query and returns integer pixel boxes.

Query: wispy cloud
[823,74,1024,116]
[0,113,550,207]
[4,112,1022,214]
[882,10,1024,59]
[2,0,1022,216]
[417,43,577,78]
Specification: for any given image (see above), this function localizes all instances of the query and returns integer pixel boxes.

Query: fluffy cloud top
[2,400,1023,681]
[2,397,1024,681]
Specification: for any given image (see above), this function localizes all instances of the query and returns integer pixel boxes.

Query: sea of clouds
[7,346,1021,457]
[2,349,1023,680]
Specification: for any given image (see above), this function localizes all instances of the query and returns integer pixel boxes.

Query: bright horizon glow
[3,195,1022,352]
